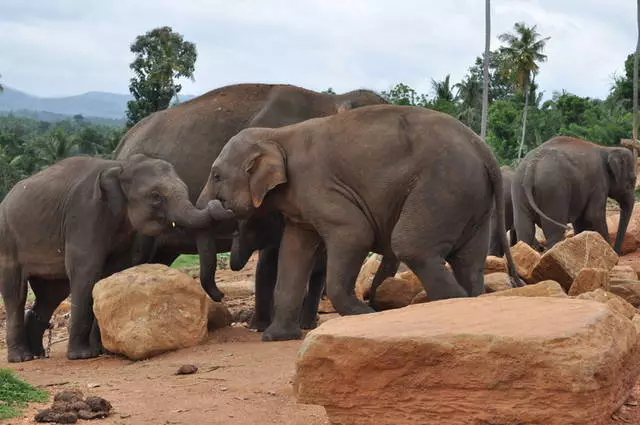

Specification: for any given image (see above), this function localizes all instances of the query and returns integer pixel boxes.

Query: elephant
[113,83,388,305]
[0,154,232,362]
[228,212,399,330]
[488,165,517,257]
[203,104,522,342]
[512,136,637,254]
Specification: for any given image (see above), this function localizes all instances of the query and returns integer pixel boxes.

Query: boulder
[355,255,382,301]
[206,299,232,331]
[567,268,610,296]
[610,265,638,281]
[509,242,541,283]
[93,264,209,360]
[624,203,640,243]
[575,289,638,320]
[481,280,566,298]
[484,256,507,274]
[618,256,640,279]
[609,281,640,307]
[410,291,428,304]
[532,231,618,291]
[483,273,512,293]
[294,297,640,425]
[607,214,639,254]
[374,276,423,311]
[633,315,640,334]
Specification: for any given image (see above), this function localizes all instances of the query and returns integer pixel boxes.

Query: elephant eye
[151,190,164,206]
[213,172,221,182]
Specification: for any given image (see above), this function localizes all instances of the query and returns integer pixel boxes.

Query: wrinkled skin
[488,165,517,257]
[0,154,224,362]
[205,105,522,342]
[226,212,399,330]
[512,136,637,254]
[114,83,388,300]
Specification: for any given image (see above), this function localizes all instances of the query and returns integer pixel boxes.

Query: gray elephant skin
[0,154,228,362]
[512,136,636,254]
[114,83,388,305]
[488,165,517,257]
[204,104,522,342]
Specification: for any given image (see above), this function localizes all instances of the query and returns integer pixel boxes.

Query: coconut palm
[431,75,454,102]
[480,0,490,139]
[498,22,550,159]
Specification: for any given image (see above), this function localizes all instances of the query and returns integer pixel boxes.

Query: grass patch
[0,369,48,419]
[170,253,232,270]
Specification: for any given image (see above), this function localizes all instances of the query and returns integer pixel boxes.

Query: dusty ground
[1,252,640,424]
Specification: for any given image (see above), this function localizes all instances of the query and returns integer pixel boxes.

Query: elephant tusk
[171,221,176,228]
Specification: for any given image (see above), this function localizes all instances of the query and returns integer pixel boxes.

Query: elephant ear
[244,141,287,208]
[608,149,629,185]
[93,166,126,216]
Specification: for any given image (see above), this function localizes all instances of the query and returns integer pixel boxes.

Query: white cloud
[0,0,636,100]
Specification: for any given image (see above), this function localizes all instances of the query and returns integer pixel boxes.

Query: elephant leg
[299,253,326,330]
[26,278,70,357]
[513,202,537,249]
[447,219,491,297]
[579,201,609,242]
[250,246,279,331]
[262,222,321,342]
[369,254,400,311]
[1,264,32,362]
[487,212,504,257]
[196,230,224,301]
[509,228,518,247]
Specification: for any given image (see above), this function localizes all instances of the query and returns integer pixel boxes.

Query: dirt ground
[1,253,640,425]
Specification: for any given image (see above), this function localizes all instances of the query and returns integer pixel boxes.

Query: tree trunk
[517,81,530,160]
[480,0,490,139]
[634,0,639,140]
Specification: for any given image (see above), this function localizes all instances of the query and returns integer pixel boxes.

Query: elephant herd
[0,83,635,362]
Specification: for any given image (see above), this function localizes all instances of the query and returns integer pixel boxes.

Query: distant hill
[0,86,197,124]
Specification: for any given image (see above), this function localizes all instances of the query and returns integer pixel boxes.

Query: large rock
[510,242,541,283]
[481,280,567,298]
[206,299,232,331]
[355,255,382,301]
[374,275,423,311]
[93,264,209,360]
[294,297,640,425]
[610,265,638,281]
[532,231,618,291]
[609,281,640,308]
[575,289,638,320]
[483,272,512,293]
[484,256,507,274]
[567,268,610,296]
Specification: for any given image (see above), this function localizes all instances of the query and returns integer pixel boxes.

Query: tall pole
[480,0,490,140]
[634,0,640,140]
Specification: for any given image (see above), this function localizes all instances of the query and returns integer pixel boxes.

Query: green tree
[380,83,428,106]
[126,26,197,128]
[322,87,336,94]
[454,75,482,132]
[498,22,550,159]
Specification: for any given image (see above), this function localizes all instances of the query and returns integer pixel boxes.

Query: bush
[0,368,48,419]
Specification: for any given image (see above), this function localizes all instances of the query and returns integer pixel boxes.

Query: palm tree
[454,75,482,129]
[498,22,550,159]
[480,0,490,139]
[431,75,454,102]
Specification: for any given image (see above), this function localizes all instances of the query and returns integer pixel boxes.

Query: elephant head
[96,154,233,236]
[204,130,287,219]
[605,146,637,252]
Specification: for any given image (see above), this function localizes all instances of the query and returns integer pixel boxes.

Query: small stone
[568,268,610,296]
[481,280,567,298]
[317,296,336,313]
[484,272,512,293]
[484,256,507,274]
[176,364,198,375]
[510,242,541,283]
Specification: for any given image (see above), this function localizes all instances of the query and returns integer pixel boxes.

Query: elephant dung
[610,265,638,281]
[93,264,209,361]
[374,274,423,310]
[609,281,640,307]
[575,289,637,320]
[294,297,640,425]
[355,254,382,301]
[484,256,507,275]
[532,231,618,291]
[483,273,512,293]
[481,280,567,298]
[509,242,541,283]
[206,298,232,331]
[568,268,610,296]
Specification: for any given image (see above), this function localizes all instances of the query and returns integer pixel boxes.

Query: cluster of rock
[92,264,232,361]
[295,230,640,424]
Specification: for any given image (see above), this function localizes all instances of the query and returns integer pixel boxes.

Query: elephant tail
[484,152,524,288]
[522,152,569,230]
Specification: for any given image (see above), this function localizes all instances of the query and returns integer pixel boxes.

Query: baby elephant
[0,154,232,362]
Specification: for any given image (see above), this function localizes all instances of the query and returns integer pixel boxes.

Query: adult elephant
[512,136,637,254]
[0,154,231,362]
[228,212,399,330]
[488,165,516,257]
[114,83,388,303]
[203,104,522,341]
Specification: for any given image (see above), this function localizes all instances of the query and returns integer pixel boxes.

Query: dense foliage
[0,114,125,198]
[0,368,48,419]
[126,26,197,128]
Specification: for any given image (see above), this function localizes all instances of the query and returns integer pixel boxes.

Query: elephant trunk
[613,193,635,255]
[168,196,214,229]
[230,221,254,271]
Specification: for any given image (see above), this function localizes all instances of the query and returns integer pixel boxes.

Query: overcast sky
[0,0,636,100]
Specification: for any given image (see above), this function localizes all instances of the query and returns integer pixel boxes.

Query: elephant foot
[299,315,319,330]
[67,344,101,360]
[248,316,271,332]
[7,345,35,363]
[25,310,50,357]
[261,323,302,342]
[340,303,375,316]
